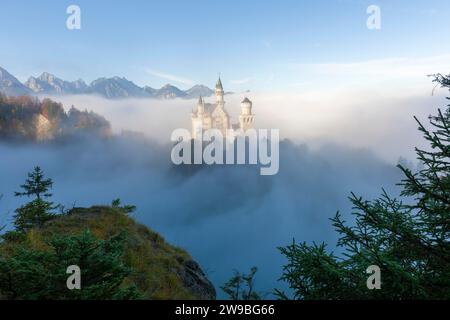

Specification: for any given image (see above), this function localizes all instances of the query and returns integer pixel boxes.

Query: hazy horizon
[1,0,449,300]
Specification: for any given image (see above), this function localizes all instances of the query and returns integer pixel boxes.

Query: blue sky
[1,0,450,91]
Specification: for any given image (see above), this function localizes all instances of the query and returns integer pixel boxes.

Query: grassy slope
[1,206,211,299]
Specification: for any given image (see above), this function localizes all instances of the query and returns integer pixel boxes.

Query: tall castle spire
[216,76,223,90]
[197,95,204,114]
[215,76,224,106]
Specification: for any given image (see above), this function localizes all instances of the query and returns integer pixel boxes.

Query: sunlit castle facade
[191,77,255,139]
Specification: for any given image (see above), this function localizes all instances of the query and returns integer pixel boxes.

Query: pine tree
[15,166,53,199]
[221,266,261,300]
[276,74,450,299]
[13,167,57,232]
[0,230,140,300]
[111,198,137,214]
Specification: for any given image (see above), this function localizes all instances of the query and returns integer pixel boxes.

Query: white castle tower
[191,76,254,139]
[239,97,255,131]
[215,77,225,106]
[211,77,229,135]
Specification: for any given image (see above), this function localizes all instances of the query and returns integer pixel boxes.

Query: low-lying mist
[1,86,445,297]
[50,86,446,163]
[0,136,402,297]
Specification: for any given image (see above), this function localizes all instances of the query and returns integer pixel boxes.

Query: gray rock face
[178,258,217,300]
[185,85,214,99]
[143,86,157,96]
[87,77,149,99]
[0,67,31,96]
[154,84,187,99]
[25,72,88,95]
[1,66,215,100]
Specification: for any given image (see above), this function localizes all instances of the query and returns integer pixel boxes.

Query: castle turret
[215,77,225,106]
[197,96,204,114]
[239,97,254,131]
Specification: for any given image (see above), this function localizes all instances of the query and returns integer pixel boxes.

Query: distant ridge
[25,72,88,95]
[0,66,214,100]
[0,67,32,96]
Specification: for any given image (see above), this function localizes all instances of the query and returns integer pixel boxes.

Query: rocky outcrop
[10,205,217,300]
[178,258,216,300]
[0,95,111,142]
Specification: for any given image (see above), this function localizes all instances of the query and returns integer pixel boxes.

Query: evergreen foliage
[0,230,140,299]
[13,167,57,232]
[221,266,261,300]
[276,75,450,299]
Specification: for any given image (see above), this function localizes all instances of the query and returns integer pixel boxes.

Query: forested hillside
[0,94,111,141]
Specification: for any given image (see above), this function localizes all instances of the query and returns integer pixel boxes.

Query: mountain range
[0,66,214,99]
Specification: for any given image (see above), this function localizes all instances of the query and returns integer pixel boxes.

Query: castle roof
[215,77,223,90]
[241,97,252,104]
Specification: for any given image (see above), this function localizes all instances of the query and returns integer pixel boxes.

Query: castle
[191,77,254,139]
